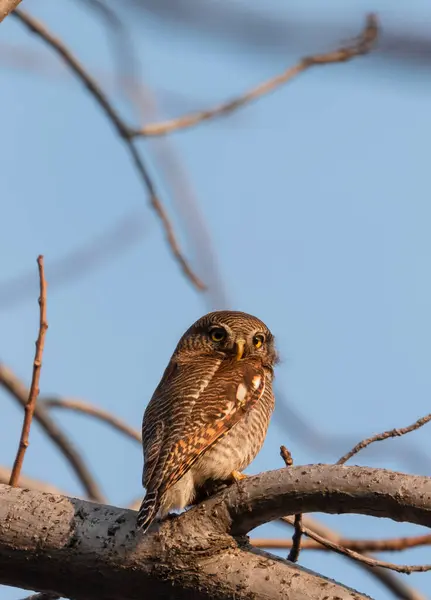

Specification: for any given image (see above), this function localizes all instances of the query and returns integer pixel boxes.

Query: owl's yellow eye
[253,334,265,349]
[210,327,226,342]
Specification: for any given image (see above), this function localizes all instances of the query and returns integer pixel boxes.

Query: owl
[137,310,277,533]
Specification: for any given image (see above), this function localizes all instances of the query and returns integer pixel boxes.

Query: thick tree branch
[1,465,431,600]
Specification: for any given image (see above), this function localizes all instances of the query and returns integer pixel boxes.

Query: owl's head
[174,311,278,369]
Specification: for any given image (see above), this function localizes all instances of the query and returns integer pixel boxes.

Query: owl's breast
[192,382,274,484]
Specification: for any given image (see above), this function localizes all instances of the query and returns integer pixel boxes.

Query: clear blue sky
[1,1,431,598]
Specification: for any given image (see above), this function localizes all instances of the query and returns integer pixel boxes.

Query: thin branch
[12,9,205,291]
[9,256,48,487]
[294,522,431,574]
[252,533,431,552]
[0,0,21,23]
[131,14,378,138]
[279,515,426,600]
[280,445,302,563]
[41,397,141,442]
[0,363,105,502]
[337,412,431,465]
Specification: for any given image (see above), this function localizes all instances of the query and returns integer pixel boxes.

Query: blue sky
[1,1,431,598]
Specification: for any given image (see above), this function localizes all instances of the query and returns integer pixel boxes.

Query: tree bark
[0,465,430,600]
[0,0,21,23]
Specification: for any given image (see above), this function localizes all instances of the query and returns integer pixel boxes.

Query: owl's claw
[230,470,247,482]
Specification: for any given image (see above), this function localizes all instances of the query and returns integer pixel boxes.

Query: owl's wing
[143,357,265,496]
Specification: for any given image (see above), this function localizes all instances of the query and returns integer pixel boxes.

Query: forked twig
[132,14,379,138]
[280,445,303,563]
[337,412,431,465]
[9,256,48,487]
[12,9,204,291]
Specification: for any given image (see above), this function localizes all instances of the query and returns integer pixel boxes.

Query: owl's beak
[235,339,245,361]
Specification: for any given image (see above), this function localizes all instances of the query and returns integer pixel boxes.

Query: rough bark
[0,0,21,23]
[0,465,430,600]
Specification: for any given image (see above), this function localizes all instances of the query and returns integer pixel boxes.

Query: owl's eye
[210,327,227,342]
[253,334,265,349]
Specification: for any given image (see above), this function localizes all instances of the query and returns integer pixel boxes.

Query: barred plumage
[137,310,277,533]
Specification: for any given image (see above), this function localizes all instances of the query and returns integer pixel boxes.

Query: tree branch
[1,465,431,600]
[0,364,105,502]
[9,256,48,487]
[12,9,204,291]
[130,14,378,137]
[337,412,431,465]
[40,397,141,442]
[252,533,431,552]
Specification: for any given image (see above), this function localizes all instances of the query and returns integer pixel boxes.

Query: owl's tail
[136,490,159,533]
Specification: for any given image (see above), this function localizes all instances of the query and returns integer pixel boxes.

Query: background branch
[0,364,105,501]
[131,14,378,137]
[12,8,204,291]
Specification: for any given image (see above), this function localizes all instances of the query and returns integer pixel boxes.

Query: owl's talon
[230,470,247,483]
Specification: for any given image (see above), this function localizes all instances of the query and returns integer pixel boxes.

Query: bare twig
[0,0,21,23]
[9,256,48,487]
[252,533,431,552]
[41,397,141,442]
[295,522,431,574]
[279,515,425,600]
[12,9,204,291]
[0,363,105,501]
[337,412,431,465]
[131,14,378,138]
[280,445,302,563]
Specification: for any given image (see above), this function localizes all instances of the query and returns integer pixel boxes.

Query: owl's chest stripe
[162,367,266,490]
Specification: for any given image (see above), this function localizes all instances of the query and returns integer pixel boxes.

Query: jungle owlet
[137,310,277,533]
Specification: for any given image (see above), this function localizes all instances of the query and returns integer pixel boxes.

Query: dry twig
[295,522,431,574]
[131,14,378,138]
[41,397,141,442]
[280,445,303,563]
[252,533,431,553]
[0,363,105,501]
[12,9,204,291]
[337,412,431,465]
[278,515,425,600]
[9,256,48,487]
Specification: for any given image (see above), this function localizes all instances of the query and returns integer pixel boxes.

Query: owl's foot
[230,470,247,482]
